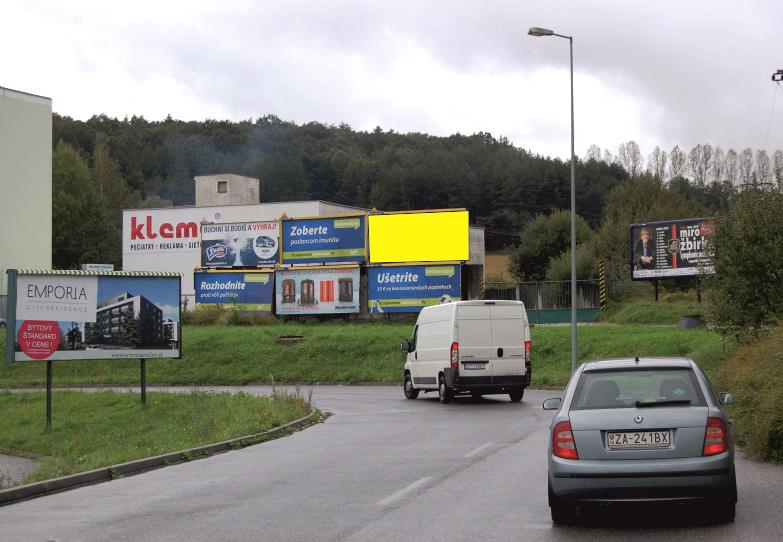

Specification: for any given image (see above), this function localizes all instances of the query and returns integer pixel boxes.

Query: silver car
[544,357,737,524]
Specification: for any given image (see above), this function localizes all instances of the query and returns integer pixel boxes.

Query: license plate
[462,362,487,370]
[607,431,671,449]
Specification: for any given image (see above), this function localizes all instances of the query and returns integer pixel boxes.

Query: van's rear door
[489,303,528,378]
[455,304,492,374]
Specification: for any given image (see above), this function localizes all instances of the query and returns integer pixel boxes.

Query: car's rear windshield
[570,368,707,410]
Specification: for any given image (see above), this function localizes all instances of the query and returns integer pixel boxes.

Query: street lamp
[528,26,577,374]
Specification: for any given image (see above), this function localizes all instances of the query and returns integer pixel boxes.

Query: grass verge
[598,294,704,325]
[714,326,783,462]
[0,388,312,487]
[1,323,735,388]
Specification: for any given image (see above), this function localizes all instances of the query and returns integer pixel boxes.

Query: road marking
[376,477,433,507]
[463,442,494,458]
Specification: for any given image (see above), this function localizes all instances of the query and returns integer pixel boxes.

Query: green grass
[598,295,704,325]
[1,322,735,388]
[713,326,783,462]
[0,389,312,487]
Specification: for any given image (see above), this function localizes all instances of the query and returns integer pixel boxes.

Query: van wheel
[438,375,452,404]
[508,389,524,402]
[404,373,419,399]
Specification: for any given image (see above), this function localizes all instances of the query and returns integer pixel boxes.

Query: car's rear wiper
[635,399,692,407]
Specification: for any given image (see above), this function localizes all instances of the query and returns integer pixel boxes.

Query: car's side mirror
[543,397,562,410]
[719,392,735,405]
[400,340,411,354]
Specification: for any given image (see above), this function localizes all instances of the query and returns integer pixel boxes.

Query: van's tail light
[703,417,729,456]
[524,340,532,369]
[552,420,579,460]
[450,342,459,369]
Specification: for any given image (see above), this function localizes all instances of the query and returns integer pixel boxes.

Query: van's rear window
[570,368,706,410]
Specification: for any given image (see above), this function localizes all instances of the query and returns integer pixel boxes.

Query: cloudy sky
[3,0,782,160]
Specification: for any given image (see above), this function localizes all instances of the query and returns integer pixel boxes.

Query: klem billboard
[368,210,469,263]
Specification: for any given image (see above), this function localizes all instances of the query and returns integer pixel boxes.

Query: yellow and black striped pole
[598,261,607,309]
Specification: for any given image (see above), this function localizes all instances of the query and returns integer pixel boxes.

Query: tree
[647,146,667,181]
[669,145,686,179]
[545,244,598,281]
[774,150,783,191]
[738,148,754,186]
[756,150,772,185]
[617,141,643,178]
[52,141,114,269]
[724,148,739,187]
[688,143,712,186]
[509,210,593,281]
[711,146,724,184]
[584,144,601,162]
[705,189,783,335]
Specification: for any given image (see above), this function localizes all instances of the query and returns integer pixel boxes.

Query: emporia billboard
[6,270,182,362]
[368,210,469,263]
[629,218,716,280]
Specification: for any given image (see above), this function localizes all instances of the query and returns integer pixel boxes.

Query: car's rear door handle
[497,348,504,357]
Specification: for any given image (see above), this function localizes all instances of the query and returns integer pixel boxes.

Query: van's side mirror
[400,340,411,354]
[719,392,735,405]
[543,398,562,410]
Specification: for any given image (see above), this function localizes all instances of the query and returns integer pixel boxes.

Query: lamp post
[528,26,577,373]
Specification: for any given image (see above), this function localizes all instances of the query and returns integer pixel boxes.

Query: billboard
[630,218,716,280]
[194,271,274,312]
[201,221,279,267]
[368,210,469,263]
[7,271,181,362]
[275,266,360,315]
[281,215,366,264]
[368,264,461,313]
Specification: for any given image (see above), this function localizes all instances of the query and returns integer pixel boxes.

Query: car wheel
[508,389,524,402]
[438,375,452,404]
[550,501,577,525]
[712,499,736,523]
[404,373,419,400]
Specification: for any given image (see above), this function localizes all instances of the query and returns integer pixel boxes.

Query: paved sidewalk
[0,454,36,488]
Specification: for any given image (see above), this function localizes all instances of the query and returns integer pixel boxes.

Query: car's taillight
[524,340,532,369]
[552,420,579,460]
[450,341,459,369]
[703,417,729,456]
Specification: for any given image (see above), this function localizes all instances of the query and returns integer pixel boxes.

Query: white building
[0,86,52,315]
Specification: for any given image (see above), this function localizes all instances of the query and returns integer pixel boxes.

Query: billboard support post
[46,360,52,431]
[654,280,659,302]
[140,358,147,407]
[696,279,701,303]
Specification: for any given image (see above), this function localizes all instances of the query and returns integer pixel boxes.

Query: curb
[0,409,322,506]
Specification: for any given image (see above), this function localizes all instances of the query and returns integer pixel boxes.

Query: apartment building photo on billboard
[85,292,166,348]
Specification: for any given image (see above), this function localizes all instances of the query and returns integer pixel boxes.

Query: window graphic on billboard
[368,264,461,313]
[201,221,279,267]
[281,216,366,264]
[630,218,716,280]
[194,271,274,312]
[8,271,181,362]
[275,267,360,315]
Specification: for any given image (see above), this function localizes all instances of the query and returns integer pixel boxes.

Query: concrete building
[0,86,52,316]
[195,173,260,207]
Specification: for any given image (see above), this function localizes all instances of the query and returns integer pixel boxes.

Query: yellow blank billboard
[369,210,469,263]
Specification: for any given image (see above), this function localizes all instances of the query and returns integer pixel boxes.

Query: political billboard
[275,266,360,315]
[630,218,716,280]
[201,221,279,267]
[281,215,366,264]
[368,264,461,313]
[194,271,274,312]
[368,210,469,263]
[6,270,181,362]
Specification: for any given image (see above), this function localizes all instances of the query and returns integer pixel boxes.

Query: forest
[51,113,782,285]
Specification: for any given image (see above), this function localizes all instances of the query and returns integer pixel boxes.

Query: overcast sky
[3,0,783,160]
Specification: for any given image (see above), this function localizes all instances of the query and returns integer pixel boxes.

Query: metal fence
[484,280,600,310]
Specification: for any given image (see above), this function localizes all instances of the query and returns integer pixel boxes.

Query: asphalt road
[1,385,782,541]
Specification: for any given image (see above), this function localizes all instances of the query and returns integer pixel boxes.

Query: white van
[400,300,531,403]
